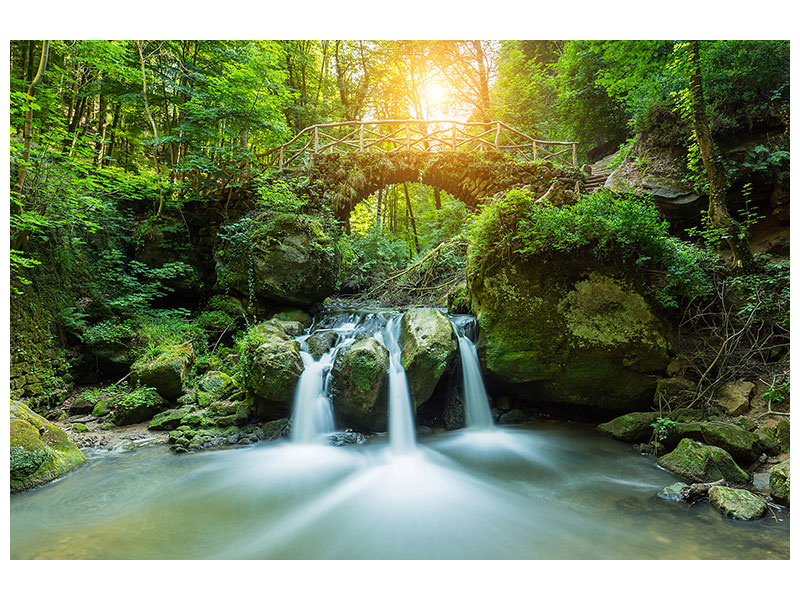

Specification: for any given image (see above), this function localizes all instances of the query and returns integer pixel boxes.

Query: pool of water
[10,422,789,559]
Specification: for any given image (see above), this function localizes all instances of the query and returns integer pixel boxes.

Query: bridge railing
[258,120,579,169]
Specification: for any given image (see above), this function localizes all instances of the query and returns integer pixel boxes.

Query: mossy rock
[769,460,790,505]
[266,318,305,337]
[776,420,790,453]
[131,342,195,400]
[468,249,672,412]
[68,392,98,416]
[272,309,313,329]
[72,423,89,432]
[10,401,86,493]
[708,486,766,520]
[446,280,470,314]
[330,337,390,430]
[400,308,457,409]
[112,388,169,426]
[198,371,235,400]
[656,438,749,484]
[239,323,304,419]
[700,422,760,464]
[597,411,659,442]
[261,417,291,441]
[149,406,193,431]
[307,331,338,360]
[756,427,781,456]
[92,394,116,417]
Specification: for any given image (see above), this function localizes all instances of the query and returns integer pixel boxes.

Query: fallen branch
[680,479,725,503]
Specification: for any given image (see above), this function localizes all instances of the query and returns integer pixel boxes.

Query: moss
[597,412,659,442]
[10,401,86,492]
[400,309,457,408]
[769,460,790,504]
[701,422,760,463]
[149,406,193,431]
[131,342,195,400]
[330,337,390,430]
[709,486,767,520]
[656,438,749,484]
[72,423,89,432]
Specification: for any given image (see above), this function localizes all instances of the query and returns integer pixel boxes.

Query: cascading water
[375,315,417,454]
[450,315,494,429]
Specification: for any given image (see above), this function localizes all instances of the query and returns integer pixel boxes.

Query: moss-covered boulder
[708,486,767,520]
[307,331,338,360]
[239,322,304,418]
[776,420,790,453]
[272,309,313,329]
[597,411,659,442]
[756,427,781,456]
[198,371,235,400]
[700,422,760,464]
[131,342,195,400]
[215,213,341,307]
[10,401,86,492]
[112,387,169,426]
[149,406,193,431]
[330,337,390,430]
[266,318,305,337]
[447,280,470,314]
[68,392,98,416]
[399,309,457,409]
[656,439,749,484]
[769,460,790,505]
[468,251,672,412]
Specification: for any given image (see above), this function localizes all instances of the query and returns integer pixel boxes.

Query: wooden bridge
[258,120,579,169]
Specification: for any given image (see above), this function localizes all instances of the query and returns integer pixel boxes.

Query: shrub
[467,187,717,307]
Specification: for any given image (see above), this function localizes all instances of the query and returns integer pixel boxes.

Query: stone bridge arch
[283,151,585,225]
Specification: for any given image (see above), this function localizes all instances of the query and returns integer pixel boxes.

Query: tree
[683,40,754,272]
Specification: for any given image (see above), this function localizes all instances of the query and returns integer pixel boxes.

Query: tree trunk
[403,183,420,254]
[472,40,492,122]
[687,40,753,272]
[433,188,442,210]
[13,40,49,201]
[375,187,383,229]
[135,41,160,177]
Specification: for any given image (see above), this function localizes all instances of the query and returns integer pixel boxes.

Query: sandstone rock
[715,381,755,416]
[399,308,457,409]
[131,342,195,400]
[656,439,749,484]
[597,411,659,443]
[769,460,790,505]
[708,486,766,520]
[10,401,86,492]
[330,337,390,430]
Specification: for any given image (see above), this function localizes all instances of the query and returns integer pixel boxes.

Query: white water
[451,315,495,429]
[375,315,417,454]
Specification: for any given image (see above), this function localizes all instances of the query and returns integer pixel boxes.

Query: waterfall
[450,315,494,429]
[290,313,362,444]
[376,315,417,453]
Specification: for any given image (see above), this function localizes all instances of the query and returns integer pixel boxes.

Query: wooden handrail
[258,120,579,169]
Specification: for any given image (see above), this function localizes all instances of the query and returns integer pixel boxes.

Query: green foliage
[762,378,789,405]
[468,188,716,307]
[727,260,790,330]
[85,382,161,419]
[606,139,635,170]
[338,225,409,289]
[651,417,676,443]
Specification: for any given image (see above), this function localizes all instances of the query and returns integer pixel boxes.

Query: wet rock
[272,309,313,329]
[469,255,672,412]
[149,407,193,431]
[700,422,760,463]
[656,439,749,484]
[752,472,771,491]
[658,481,688,501]
[261,418,291,441]
[597,411,659,442]
[400,308,457,409]
[446,280,470,314]
[307,331,338,360]
[131,342,195,400]
[240,322,304,419]
[267,318,306,337]
[769,460,790,505]
[498,409,526,424]
[714,381,755,416]
[330,337,390,430]
[107,439,136,453]
[327,431,366,446]
[442,392,466,430]
[708,486,766,520]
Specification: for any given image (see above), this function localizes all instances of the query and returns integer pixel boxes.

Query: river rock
[272,309,313,329]
[700,422,760,464]
[307,331,338,360]
[10,400,86,493]
[708,486,766,520]
[776,420,789,453]
[468,252,672,412]
[656,438,749,484]
[131,342,195,400]
[714,381,755,416]
[769,460,790,505]
[597,411,659,442]
[112,388,169,426]
[399,308,457,409]
[215,212,341,307]
[330,337,390,430]
[68,393,98,416]
[240,322,304,419]
[498,409,526,424]
[149,406,193,431]
[657,481,688,501]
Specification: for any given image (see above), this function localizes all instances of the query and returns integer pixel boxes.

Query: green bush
[727,260,790,330]
[338,225,409,289]
[468,187,716,307]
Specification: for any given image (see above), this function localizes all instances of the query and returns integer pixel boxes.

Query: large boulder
[131,342,195,400]
[656,438,749,484]
[399,309,457,409]
[714,381,755,416]
[700,422,761,464]
[239,322,304,419]
[769,460,790,505]
[597,411,659,442]
[708,486,767,520]
[330,337,390,430]
[468,252,672,413]
[215,213,341,307]
[10,401,86,492]
[112,388,169,426]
